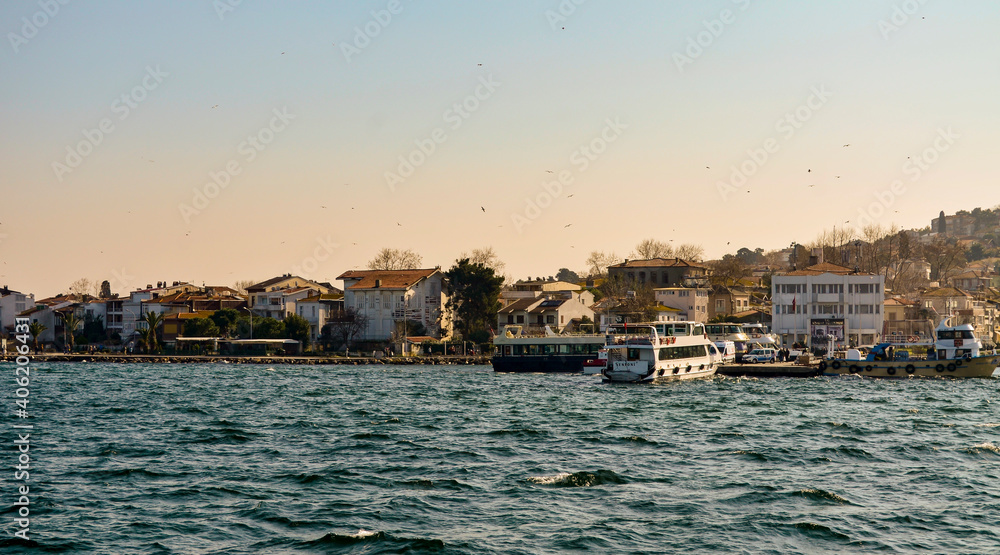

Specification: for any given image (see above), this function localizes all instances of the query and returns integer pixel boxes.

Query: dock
[717,362,821,378]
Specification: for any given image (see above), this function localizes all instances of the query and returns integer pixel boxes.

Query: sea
[4,362,1000,554]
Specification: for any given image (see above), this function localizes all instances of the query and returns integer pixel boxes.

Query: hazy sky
[2,1,998,298]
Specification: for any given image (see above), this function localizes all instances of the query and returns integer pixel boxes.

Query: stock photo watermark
[178,107,295,223]
[878,0,931,40]
[7,0,70,54]
[672,0,752,72]
[716,85,833,201]
[51,65,168,182]
[11,317,34,541]
[290,235,340,279]
[511,117,627,233]
[384,74,501,192]
[340,0,412,62]
[545,0,587,30]
[849,127,958,231]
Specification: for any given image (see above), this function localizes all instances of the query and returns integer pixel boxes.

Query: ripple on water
[526,469,628,488]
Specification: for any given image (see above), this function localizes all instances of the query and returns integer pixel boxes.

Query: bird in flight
[843,144,850,147]
[321,205,327,209]
[564,224,572,228]
[211,104,219,109]
[567,194,574,198]
[481,206,485,212]
[807,169,811,173]
[545,170,553,173]
[397,222,402,226]
[835,176,841,179]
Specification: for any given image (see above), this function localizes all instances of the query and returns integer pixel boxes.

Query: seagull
[545,170,553,173]
[211,104,219,109]
[809,184,816,187]
[481,206,485,212]
[477,63,482,66]
[321,205,327,209]
[397,222,402,226]
[807,169,811,173]
[567,194,574,198]
[835,176,841,179]
[843,144,850,147]
[706,166,710,169]
[564,224,572,228]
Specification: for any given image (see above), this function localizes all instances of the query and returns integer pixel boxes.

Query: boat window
[542,344,555,355]
[938,330,954,339]
[627,348,641,361]
[960,330,975,339]
[558,344,571,354]
[505,346,511,356]
[528,345,539,355]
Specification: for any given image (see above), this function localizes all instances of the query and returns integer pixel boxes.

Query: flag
[791,296,796,313]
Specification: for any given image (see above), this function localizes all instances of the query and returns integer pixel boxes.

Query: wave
[731,450,768,461]
[300,530,448,551]
[620,435,658,444]
[795,488,854,505]
[965,442,1000,455]
[487,428,546,437]
[527,469,627,488]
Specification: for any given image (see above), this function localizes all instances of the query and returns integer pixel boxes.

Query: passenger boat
[602,321,719,383]
[491,325,605,373]
[705,322,750,353]
[741,323,778,347]
[821,318,999,378]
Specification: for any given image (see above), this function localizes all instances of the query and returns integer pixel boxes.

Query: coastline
[0,353,491,365]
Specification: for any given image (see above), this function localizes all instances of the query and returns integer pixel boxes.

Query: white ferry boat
[602,321,720,383]
[821,318,999,378]
[741,323,778,347]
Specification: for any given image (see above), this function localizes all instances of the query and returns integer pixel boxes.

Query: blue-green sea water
[4,362,1000,553]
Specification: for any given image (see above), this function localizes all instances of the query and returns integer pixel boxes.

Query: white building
[337,268,451,340]
[654,287,710,323]
[771,262,885,349]
[295,293,345,344]
[1,286,35,335]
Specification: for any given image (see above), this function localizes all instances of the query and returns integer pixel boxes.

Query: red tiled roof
[609,258,709,269]
[337,268,439,290]
[784,262,863,276]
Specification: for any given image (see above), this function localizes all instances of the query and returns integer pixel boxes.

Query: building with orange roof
[337,268,451,340]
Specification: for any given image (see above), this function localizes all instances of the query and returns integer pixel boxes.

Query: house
[497,289,595,333]
[607,258,711,287]
[771,262,885,349]
[654,287,710,323]
[337,268,451,341]
[708,286,752,320]
[950,270,992,293]
[19,294,86,349]
[246,275,337,319]
[295,293,345,344]
[501,280,583,308]
[0,286,35,338]
[162,310,217,345]
[883,297,931,341]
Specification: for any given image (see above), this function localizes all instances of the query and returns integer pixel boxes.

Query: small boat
[491,325,605,373]
[582,348,608,374]
[602,321,719,383]
[821,318,999,378]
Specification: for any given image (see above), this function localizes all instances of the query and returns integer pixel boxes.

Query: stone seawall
[1,353,491,366]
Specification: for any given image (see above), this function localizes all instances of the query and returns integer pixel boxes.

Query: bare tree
[922,237,967,282]
[631,238,673,259]
[367,248,423,270]
[708,255,752,287]
[675,243,705,261]
[233,279,256,296]
[585,251,621,278]
[322,308,370,351]
[460,246,509,284]
[67,278,97,298]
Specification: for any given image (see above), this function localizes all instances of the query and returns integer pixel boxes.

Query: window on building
[716,300,725,311]
[516,315,524,324]
[546,315,555,324]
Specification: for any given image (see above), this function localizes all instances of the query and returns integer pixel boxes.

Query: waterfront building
[654,287,710,323]
[708,285,752,320]
[497,289,594,333]
[246,275,337,319]
[296,293,345,344]
[771,262,885,349]
[337,268,451,341]
[607,258,711,287]
[0,286,35,336]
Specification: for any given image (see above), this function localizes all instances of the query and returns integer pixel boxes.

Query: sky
[2,0,999,298]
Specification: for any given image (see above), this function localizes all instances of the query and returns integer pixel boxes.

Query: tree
[631,238,673,259]
[445,258,504,340]
[367,248,423,270]
[555,268,580,283]
[585,251,621,278]
[68,278,97,298]
[82,314,106,343]
[599,275,657,322]
[28,322,47,354]
[233,280,256,296]
[922,237,967,282]
[183,317,220,338]
[210,308,240,337]
[322,308,369,351]
[284,314,311,349]
[675,243,705,261]
[253,317,286,339]
[99,280,112,299]
[142,311,164,352]
[709,254,752,287]
[460,246,507,283]
[60,312,83,351]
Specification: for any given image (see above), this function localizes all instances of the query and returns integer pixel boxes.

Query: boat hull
[821,356,999,378]
[604,362,718,383]
[490,354,591,373]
